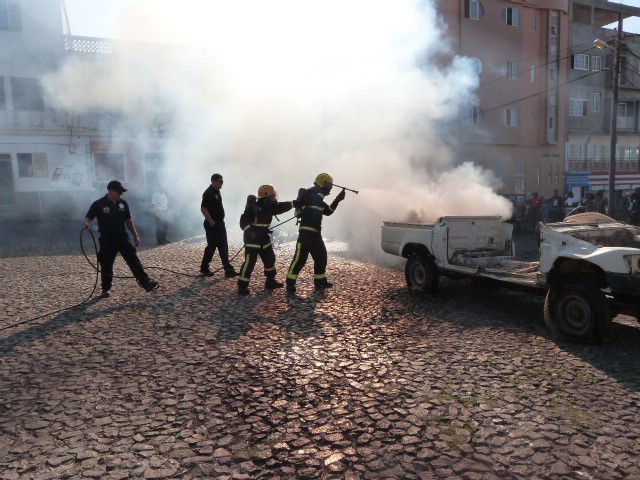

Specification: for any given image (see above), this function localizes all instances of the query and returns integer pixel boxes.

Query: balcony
[616,116,635,130]
[63,36,113,55]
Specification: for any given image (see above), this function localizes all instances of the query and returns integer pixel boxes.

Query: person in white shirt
[151,185,170,244]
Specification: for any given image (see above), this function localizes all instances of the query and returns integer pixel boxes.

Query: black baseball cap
[107,180,127,193]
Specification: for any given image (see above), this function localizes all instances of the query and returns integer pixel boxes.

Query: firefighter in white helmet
[285,173,346,293]
[237,184,300,295]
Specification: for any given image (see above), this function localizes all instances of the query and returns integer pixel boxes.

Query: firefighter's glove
[329,189,346,210]
[292,199,305,208]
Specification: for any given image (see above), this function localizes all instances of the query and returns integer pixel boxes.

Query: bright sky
[63,0,122,38]
[64,0,640,41]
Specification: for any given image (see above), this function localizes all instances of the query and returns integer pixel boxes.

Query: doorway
[0,155,14,205]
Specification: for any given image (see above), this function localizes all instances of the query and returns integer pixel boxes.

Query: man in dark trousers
[84,180,159,298]
[549,189,564,222]
[199,173,238,277]
[286,173,346,293]
[237,184,299,294]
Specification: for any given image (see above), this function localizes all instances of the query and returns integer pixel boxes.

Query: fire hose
[1,195,351,332]
[0,229,246,332]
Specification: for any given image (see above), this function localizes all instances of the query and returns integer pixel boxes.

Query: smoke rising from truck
[44,0,512,258]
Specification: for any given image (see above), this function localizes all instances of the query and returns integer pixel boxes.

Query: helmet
[314,173,333,188]
[258,184,276,198]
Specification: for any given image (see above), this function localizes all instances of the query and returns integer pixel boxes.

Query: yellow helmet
[258,184,276,198]
[314,173,333,188]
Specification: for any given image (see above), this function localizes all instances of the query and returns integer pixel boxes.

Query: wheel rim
[558,294,592,335]
[410,263,426,288]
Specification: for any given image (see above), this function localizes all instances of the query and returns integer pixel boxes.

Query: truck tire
[543,282,611,344]
[405,255,439,293]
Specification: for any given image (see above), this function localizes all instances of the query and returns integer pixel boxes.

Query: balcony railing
[566,158,640,172]
[616,116,635,130]
[64,36,113,55]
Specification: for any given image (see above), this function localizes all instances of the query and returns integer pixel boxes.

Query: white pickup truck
[381,213,640,343]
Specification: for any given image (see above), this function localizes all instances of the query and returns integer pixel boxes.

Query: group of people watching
[523,187,640,230]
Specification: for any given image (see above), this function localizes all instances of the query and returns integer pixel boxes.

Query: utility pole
[608,12,623,213]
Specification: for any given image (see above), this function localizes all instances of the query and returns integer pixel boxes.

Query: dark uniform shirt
[86,195,131,239]
[201,186,225,222]
[241,200,293,245]
[298,186,336,233]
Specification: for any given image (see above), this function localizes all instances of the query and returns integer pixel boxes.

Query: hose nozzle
[330,183,359,194]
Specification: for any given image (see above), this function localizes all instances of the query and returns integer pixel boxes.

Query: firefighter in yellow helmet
[237,185,301,294]
[285,173,346,293]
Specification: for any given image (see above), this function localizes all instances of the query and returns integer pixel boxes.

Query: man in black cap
[199,173,238,277]
[84,180,159,298]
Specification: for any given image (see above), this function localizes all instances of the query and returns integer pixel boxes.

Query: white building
[0,0,166,220]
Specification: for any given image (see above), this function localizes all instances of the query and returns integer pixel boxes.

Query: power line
[463,70,601,123]
[479,42,606,88]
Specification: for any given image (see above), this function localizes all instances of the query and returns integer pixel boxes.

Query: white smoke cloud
[45,0,511,259]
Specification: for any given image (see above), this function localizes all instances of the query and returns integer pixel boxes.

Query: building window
[514,179,525,193]
[464,105,483,125]
[594,144,605,160]
[530,65,535,82]
[569,91,588,116]
[531,111,535,127]
[532,13,537,31]
[493,164,505,178]
[503,7,520,27]
[550,12,559,37]
[571,54,590,71]
[515,164,526,176]
[568,144,584,160]
[0,77,5,110]
[503,61,519,79]
[617,102,627,118]
[591,56,602,71]
[0,0,22,32]
[10,77,44,111]
[17,153,48,177]
[465,0,483,20]
[94,152,126,181]
[502,108,519,126]
[470,57,483,75]
[591,92,601,112]
[535,164,540,185]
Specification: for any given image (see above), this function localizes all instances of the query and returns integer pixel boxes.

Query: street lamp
[594,12,622,214]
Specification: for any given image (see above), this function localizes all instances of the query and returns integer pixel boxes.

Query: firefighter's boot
[237,280,250,295]
[286,279,296,294]
[314,278,334,290]
[265,278,283,289]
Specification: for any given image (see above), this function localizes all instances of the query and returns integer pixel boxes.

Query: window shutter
[464,0,470,18]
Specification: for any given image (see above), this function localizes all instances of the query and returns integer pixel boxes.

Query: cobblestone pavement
[1,224,640,479]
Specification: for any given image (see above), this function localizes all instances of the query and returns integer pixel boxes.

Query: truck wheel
[405,255,439,293]
[543,282,611,343]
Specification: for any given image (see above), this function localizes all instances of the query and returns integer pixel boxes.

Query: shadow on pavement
[384,277,640,392]
[0,299,147,357]
[208,290,328,341]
